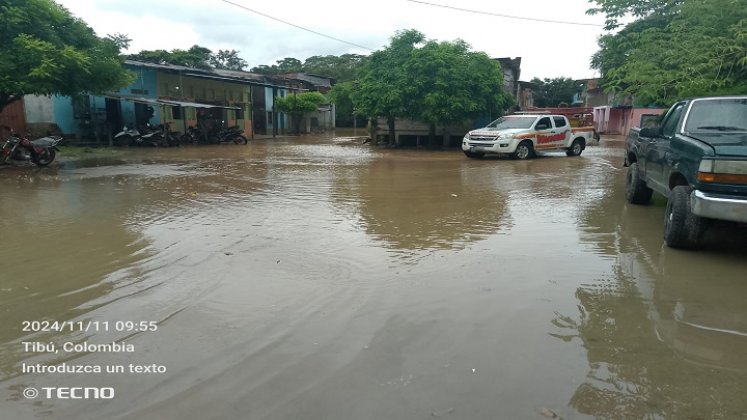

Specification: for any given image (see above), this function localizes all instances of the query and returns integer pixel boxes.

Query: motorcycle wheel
[233,135,248,145]
[114,135,134,147]
[34,149,56,166]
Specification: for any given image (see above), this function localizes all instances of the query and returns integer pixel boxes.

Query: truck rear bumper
[691,190,747,223]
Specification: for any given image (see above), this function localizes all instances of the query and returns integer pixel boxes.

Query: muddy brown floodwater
[1,133,746,419]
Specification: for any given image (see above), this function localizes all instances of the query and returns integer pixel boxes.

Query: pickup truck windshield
[486,116,536,130]
[685,98,747,133]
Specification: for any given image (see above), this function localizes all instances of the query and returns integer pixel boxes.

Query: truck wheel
[565,139,584,156]
[663,185,706,249]
[463,151,484,159]
[625,162,653,204]
[513,141,534,160]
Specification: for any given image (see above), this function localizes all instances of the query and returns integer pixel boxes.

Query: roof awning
[103,94,160,105]
[157,99,240,110]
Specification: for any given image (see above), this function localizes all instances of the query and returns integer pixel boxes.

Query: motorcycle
[113,124,163,147]
[215,123,248,145]
[1,128,63,166]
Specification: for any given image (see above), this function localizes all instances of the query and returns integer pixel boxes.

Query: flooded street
[1,133,746,419]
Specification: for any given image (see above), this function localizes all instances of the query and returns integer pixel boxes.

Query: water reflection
[0,169,152,381]
[342,151,512,253]
[566,164,747,418]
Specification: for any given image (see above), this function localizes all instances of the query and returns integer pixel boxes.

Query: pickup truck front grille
[469,135,497,142]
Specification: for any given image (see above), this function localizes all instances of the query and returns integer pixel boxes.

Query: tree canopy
[589,0,747,105]
[352,29,511,146]
[0,0,134,112]
[128,45,213,69]
[354,29,425,146]
[250,54,368,82]
[530,77,585,107]
[210,49,248,71]
[274,91,327,135]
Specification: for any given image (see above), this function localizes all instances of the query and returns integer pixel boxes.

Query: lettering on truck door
[534,117,556,150]
[551,116,571,147]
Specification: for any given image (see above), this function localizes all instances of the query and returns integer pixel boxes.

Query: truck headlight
[698,159,714,173]
[697,158,747,184]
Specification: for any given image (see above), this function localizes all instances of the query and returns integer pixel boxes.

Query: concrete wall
[24,95,54,123]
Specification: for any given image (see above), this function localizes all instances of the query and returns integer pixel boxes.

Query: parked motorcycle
[215,123,248,145]
[180,125,205,145]
[113,124,164,147]
[159,123,181,147]
[0,128,63,166]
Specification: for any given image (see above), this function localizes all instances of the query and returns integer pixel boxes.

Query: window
[236,108,245,120]
[536,117,552,129]
[72,95,91,119]
[662,103,686,137]
[172,106,183,120]
[553,117,567,128]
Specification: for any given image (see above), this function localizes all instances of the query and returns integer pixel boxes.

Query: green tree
[303,54,369,82]
[276,57,303,73]
[210,49,247,71]
[275,91,327,135]
[0,0,134,112]
[249,64,279,74]
[530,77,585,107]
[355,29,426,146]
[586,0,683,30]
[406,40,512,146]
[328,81,358,127]
[589,0,747,105]
[128,45,212,69]
[355,29,512,147]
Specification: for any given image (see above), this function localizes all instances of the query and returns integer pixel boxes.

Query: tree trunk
[387,116,396,147]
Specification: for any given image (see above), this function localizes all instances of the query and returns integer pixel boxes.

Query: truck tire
[663,185,706,249]
[625,162,653,204]
[464,151,484,159]
[565,139,584,156]
[513,141,534,160]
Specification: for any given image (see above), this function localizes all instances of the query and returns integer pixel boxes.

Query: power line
[406,0,604,27]
[218,0,375,51]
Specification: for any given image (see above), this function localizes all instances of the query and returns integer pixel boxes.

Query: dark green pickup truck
[624,96,747,249]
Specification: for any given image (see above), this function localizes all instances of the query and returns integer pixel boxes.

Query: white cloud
[55,0,606,80]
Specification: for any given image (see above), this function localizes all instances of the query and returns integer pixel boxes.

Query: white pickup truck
[461,114,595,159]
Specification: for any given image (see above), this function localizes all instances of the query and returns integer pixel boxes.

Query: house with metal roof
[16,60,334,143]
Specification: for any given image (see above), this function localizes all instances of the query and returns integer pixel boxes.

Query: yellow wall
[156,73,252,136]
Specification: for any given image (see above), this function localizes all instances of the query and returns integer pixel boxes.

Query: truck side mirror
[639,126,661,138]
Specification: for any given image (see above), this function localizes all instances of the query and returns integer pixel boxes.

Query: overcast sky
[56,0,608,81]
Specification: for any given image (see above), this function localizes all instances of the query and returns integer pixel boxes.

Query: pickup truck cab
[462,114,593,159]
[624,96,747,249]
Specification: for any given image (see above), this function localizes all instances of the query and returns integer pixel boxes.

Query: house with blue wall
[17,61,334,142]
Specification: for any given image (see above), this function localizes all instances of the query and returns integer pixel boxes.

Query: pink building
[593,106,667,136]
